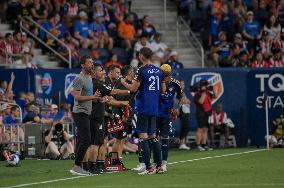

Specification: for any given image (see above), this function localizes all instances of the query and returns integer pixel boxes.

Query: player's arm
[106,98,129,107]
[110,89,131,96]
[73,90,101,101]
[121,79,140,93]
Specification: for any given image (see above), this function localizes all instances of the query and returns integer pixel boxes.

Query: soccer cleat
[197,145,206,151]
[156,166,165,174]
[133,163,146,171]
[70,166,92,176]
[138,167,156,175]
[161,161,167,172]
[204,146,213,151]
[179,144,190,150]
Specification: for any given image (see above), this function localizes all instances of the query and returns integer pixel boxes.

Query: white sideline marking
[167,149,267,165]
[1,149,267,188]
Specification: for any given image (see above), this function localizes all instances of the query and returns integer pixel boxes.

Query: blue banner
[1,67,282,147]
[33,69,80,105]
[247,69,284,146]
[173,68,249,146]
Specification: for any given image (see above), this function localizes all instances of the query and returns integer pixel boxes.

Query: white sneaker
[138,167,156,175]
[179,144,190,150]
[197,145,205,151]
[137,164,146,173]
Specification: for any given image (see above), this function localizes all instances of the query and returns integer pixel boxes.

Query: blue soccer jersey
[159,78,183,119]
[134,64,163,116]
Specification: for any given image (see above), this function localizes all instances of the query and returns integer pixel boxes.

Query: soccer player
[70,56,101,176]
[157,64,183,171]
[87,64,130,174]
[121,47,166,175]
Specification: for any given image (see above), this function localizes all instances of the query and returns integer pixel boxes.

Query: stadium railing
[176,16,205,68]
[19,16,72,69]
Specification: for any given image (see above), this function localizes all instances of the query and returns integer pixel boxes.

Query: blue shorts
[135,114,157,135]
[156,116,171,137]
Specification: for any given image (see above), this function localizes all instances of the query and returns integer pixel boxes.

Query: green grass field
[1,148,284,188]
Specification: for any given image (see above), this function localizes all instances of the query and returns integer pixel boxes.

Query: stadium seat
[97,48,110,65]
[111,47,129,65]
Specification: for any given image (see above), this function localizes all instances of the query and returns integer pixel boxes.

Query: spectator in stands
[15,92,26,112]
[263,14,281,42]
[21,32,35,68]
[234,51,250,67]
[118,13,136,50]
[62,0,79,18]
[254,0,269,27]
[208,103,229,148]
[16,0,31,22]
[59,32,80,68]
[55,13,68,40]
[165,51,184,69]
[278,0,284,26]
[26,92,35,103]
[210,9,222,46]
[23,103,52,123]
[90,15,113,51]
[271,48,284,67]
[0,33,14,64]
[220,3,235,42]
[92,0,110,23]
[49,104,64,121]
[233,0,247,28]
[258,31,273,59]
[251,51,272,67]
[39,13,60,48]
[137,15,156,39]
[133,34,151,59]
[30,0,48,24]
[105,53,123,69]
[0,80,7,95]
[111,0,125,23]
[12,31,23,64]
[151,33,171,66]
[211,31,233,67]
[45,121,74,159]
[74,11,96,49]
[242,11,262,51]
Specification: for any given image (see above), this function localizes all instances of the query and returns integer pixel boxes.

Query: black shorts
[156,116,171,138]
[90,118,105,146]
[196,111,211,129]
[112,128,127,139]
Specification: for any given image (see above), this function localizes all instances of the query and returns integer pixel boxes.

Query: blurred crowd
[178,0,284,67]
[0,0,185,70]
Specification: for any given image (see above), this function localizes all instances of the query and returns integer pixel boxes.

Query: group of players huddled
[70,47,183,176]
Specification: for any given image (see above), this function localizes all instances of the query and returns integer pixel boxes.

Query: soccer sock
[96,160,105,168]
[149,138,162,167]
[138,140,144,163]
[161,137,169,162]
[139,138,151,169]
[82,162,89,171]
[88,161,96,171]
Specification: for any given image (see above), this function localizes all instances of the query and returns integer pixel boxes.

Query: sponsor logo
[190,72,224,104]
[64,74,78,99]
[35,73,52,95]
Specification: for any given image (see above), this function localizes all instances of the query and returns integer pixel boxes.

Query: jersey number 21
[148,76,160,91]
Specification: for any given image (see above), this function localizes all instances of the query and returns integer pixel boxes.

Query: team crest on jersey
[65,73,78,99]
[190,72,224,104]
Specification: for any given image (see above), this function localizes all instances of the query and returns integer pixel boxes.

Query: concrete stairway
[131,0,202,68]
[0,23,60,68]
